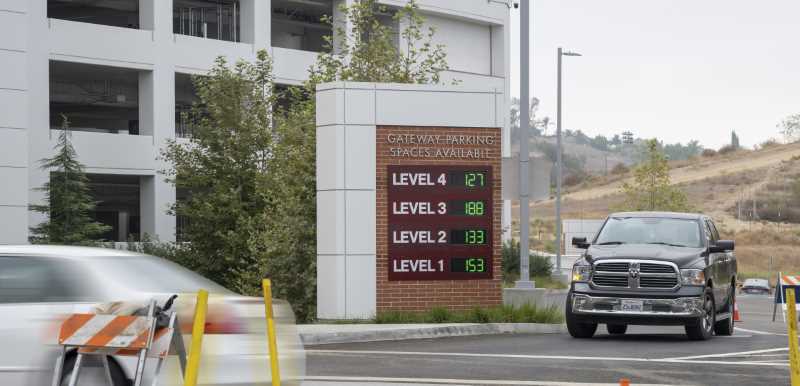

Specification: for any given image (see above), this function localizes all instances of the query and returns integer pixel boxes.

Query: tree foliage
[30,116,111,244]
[779,114,800,143]
[615,139,692,212]
[309,0,448,86]
[731,130,740,149]
[161,0,449,322]
[510,97,548,138]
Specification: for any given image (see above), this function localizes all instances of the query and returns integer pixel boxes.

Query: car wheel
[714,286,735,336]
[606,324,627,335]
[566,292,597,339]
[60,354,129,386]
[685,288,715,341]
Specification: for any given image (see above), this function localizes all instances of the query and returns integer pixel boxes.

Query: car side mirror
[572,237,590,249]
[710,240,734,253]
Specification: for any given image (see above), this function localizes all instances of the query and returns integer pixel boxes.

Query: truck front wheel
[566,293,597,338]
[685,288,715,341]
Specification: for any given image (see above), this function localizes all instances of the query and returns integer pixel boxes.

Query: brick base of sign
[376,125,503,312]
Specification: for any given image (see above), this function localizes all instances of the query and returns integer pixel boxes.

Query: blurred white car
[741,278,771,295]
[0,245,305,386]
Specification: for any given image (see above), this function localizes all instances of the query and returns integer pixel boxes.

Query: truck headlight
[680,269,706,286]
[572,262,592,283]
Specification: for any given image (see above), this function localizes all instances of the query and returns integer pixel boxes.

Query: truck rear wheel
[566,293,597,338]
[685,288,715,341]
[714,286,735,336]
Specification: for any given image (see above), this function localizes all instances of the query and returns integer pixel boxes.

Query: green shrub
[502,240,553,280]
[426,307,453,323]
[530,255,553,277]
[468,307,491,323]
[373,304,564,325]
[502,239,521,278]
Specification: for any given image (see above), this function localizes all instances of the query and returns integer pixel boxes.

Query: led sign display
[387,166,493,280]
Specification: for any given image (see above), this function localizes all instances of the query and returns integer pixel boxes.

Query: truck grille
[595,262,629,272]
[640,263,675,274]
[591,260,678,290]
[592,275,629,287]
[640,276,679,288]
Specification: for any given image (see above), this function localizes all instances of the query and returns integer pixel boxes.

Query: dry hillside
[512,142,800,281]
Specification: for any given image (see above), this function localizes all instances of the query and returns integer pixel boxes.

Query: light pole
[516,0,534,289]
[555,47,581,279]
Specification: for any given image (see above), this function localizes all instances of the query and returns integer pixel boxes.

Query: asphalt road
[305,294,793,386]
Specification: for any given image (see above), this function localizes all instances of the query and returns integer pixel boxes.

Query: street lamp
[555,47,581,279]
[516,0,534,289]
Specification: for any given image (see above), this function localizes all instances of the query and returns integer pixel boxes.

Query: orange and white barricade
[774,273,800,323]
[52,299,179,386]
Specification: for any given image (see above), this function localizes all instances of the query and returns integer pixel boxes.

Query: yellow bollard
[786,289,800,386]
[262,279,281,386]
[184,289,208,386]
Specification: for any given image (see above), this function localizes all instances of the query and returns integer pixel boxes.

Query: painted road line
[302,376,682,386]
[663,347,788,360]
[735,326,788,336]
[308,349,789,367]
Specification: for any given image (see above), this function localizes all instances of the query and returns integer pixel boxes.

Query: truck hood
[586,244,706,268]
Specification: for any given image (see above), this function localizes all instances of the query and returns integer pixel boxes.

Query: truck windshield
[594,217,703,248]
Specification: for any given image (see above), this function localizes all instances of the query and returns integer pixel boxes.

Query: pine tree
[616,139,692,212]
[30,116,111,244]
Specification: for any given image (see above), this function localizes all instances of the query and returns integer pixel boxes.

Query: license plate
[621,299,644,312]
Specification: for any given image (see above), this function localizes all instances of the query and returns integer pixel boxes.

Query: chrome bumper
[571,294,704,317]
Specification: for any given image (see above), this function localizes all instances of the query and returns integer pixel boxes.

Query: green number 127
[465,172,485,187]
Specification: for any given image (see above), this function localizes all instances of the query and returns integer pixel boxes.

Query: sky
[509,0,800,149]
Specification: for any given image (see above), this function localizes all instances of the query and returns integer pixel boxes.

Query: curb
[299,323,566,345]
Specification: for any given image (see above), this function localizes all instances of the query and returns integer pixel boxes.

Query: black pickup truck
[566,212,737,340]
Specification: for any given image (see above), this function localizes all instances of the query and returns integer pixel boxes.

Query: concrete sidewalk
[298,322,566,345]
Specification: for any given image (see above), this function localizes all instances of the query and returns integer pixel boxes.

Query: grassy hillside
[514,142,800,283]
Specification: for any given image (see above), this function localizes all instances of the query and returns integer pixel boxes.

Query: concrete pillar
[140,0,172,36]
[138,0,177,242]
[118,211,130,241]
[0,2,31,243]
[240,0,270,49]
[332,0,357,54]
[25,1,51,242]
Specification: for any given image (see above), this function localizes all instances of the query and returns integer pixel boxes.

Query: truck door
[703,220,725,308]
[708,220,733,304]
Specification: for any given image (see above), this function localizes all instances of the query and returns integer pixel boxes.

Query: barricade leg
[67,353,84,386]
[51,346,67,386]
[101,356,114,386]
[150,358,165,386]
[134,300,157,386]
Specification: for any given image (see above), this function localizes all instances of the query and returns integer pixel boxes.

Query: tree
[162,0,452,322]
[160,52,278,297]
[308,0,449,86]
[615,139,692,212]
[252,0,449,320]
[30,116,111,244]
[779,114,800,143]
[731,130,740,149]
[510,97,547,138]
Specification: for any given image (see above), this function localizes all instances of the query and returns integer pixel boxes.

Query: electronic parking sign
[388,166,494,280]
[315,85,505,318]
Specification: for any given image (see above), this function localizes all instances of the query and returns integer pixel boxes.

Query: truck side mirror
[572,237,590,249]
[710,240,734,253]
